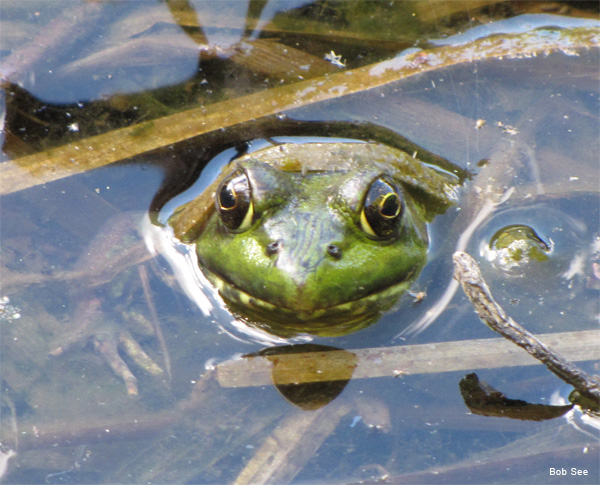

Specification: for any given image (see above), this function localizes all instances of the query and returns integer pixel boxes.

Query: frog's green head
[170,142,456,337]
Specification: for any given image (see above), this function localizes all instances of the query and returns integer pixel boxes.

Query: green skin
[170,142,456,337]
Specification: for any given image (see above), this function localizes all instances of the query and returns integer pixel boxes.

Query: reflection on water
[1,1,599,483]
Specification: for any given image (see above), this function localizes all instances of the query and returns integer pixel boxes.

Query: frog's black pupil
[220,184,237,209]
[380,194,400,217]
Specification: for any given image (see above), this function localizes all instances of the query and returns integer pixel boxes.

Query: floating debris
[324,50,346,67]
[0,296,21,321]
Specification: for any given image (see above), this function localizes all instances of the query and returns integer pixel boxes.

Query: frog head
[170,142,456,337]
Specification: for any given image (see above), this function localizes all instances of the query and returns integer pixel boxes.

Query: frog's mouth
[202,268,410,338]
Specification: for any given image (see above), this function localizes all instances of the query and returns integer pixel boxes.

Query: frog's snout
[266,239,342,260]
[266,237,343,272]
[259,236,351,312]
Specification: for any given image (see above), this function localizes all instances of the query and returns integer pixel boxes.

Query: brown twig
[452,250,600,406]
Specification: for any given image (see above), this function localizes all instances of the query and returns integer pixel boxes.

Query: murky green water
[1,1,599,483]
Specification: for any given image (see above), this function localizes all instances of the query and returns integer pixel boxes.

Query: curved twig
[453,250,600,407]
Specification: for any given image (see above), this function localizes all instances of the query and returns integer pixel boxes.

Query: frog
[169,141,458,337]
[36,140,456,396]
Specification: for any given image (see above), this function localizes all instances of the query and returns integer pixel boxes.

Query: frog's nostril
[327,244,342,259]
[266,240,281,256]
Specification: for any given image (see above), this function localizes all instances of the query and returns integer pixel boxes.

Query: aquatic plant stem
[2,27,598,195]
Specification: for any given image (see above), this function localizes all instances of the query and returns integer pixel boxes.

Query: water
[1,1,599,483]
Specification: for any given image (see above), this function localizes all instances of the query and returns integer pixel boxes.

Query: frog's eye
[360,177,403,238]
[216,169,254,231]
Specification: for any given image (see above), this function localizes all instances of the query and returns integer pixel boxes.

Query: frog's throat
[202,268,410,336]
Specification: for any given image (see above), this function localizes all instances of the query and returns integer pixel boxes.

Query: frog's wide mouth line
[202,267,410,334]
